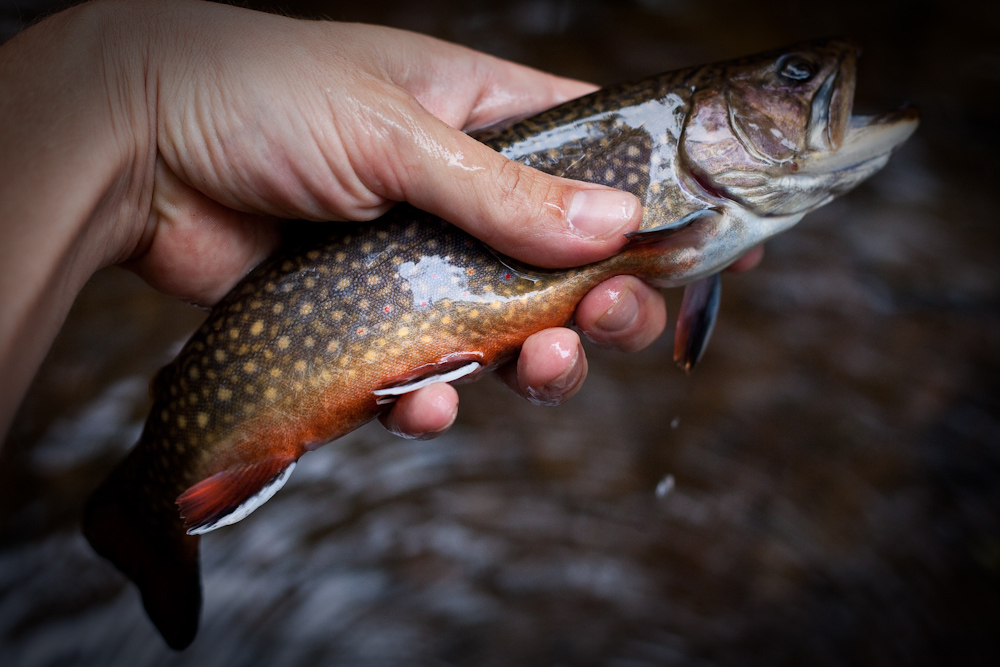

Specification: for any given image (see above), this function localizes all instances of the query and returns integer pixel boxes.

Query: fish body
[83,40,918,648]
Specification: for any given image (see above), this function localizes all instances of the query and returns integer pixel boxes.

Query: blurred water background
[2,0,999,665]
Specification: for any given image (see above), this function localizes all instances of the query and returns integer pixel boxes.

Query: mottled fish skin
[83,39,918,650]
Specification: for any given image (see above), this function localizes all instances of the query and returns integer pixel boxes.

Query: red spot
[357,327,366,335]
[504,273,512,280]
[466,268,474,275]
[420,301,428,307]
[383,305,392,313]
[462,291,469,297]
[431,273,438,279]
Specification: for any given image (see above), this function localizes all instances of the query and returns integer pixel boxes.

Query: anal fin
[674,273,722,373]
[177,456,298,535]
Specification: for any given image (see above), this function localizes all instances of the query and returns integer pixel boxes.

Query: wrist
[0,0,155,435]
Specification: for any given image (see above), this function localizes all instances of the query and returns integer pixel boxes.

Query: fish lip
[802,105,919,175]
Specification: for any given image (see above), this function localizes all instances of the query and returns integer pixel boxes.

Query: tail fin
[83,451,202,650]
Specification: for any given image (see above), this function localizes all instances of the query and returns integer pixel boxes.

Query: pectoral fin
[624,209,722,244]
[674,273,722,373]
[177,456,298,535]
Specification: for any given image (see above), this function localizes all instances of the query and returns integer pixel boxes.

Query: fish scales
[83,39,918,649]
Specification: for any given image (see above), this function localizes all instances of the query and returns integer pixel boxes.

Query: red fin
[374,353,485,400]
[177,456,298,535]
[83,452,201,650]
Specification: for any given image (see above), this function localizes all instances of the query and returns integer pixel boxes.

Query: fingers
[348,98,641,268]
[575,275,668,352]
[496,329,588,406]
[127,159,281,306]
[378,382,459,440]
[726,245,764,273]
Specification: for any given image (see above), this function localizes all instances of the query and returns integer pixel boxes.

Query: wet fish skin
[83,39,918,649]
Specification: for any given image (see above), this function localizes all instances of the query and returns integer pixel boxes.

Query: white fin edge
[372,362,482,397]
[186,461,297,535]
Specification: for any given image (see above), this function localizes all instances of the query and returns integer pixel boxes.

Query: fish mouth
[804,42,919,177]
[805,106,920,174]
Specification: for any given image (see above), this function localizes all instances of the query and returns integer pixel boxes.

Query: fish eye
[777,55,817,83]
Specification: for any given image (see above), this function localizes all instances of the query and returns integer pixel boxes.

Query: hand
[0,0,759,439]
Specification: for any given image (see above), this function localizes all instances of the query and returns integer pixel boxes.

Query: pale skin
[0,0,761,441]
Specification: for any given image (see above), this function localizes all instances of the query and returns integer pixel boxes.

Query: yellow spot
[367,274,380,285]
[375,338,386,348]
[270,367,282,378]
[273,303,284,314]
[338,278,351,289]
[306,250,320,261]
[468,310,479,319]
[491,300,502,309]
[304,336,315,348]
[243,361,257,373]
[332,310,344,321]
[650,181,661,194]
[364,350,377,361]
[300,303,314,315]
[396,327,410,338]
[294,360,307,372]
[214,349,226,363]
[250,300,262,310]
[358,299,370,310]
[263,349,274,360]
[265,282,276,293]
[420,335,433,344]
[277,336,290,350]
[250,320,264,336]
[335,251,346,262]
[177,415,187,428]
[282,261,294,271]
[420,322,430,331]
[327,340,341,353]
[441,315,452,325]
[401,313,412,323]
[218,387,232,401]
[197,413,209,428]
[264,387,278,401]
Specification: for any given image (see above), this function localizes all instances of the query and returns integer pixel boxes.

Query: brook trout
[83,39,917,648]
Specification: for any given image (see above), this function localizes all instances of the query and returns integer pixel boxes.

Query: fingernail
[567,190,639,238]
[594,284,639,333]
[526,342,584,406]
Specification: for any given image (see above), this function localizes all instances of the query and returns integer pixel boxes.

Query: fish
[82,39,918,649]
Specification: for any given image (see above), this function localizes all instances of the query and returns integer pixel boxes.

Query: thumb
[350,93,642,268]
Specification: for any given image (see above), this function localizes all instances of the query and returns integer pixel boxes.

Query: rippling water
[3,1,999,665]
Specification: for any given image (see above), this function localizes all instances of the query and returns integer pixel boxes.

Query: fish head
[679,39,919,217]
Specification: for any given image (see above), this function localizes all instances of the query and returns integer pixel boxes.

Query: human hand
[0,0,760,439]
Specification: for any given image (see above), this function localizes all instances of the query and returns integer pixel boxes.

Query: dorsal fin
[177,456,298,535]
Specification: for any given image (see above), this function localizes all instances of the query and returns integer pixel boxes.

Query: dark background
[2,1,999,665]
